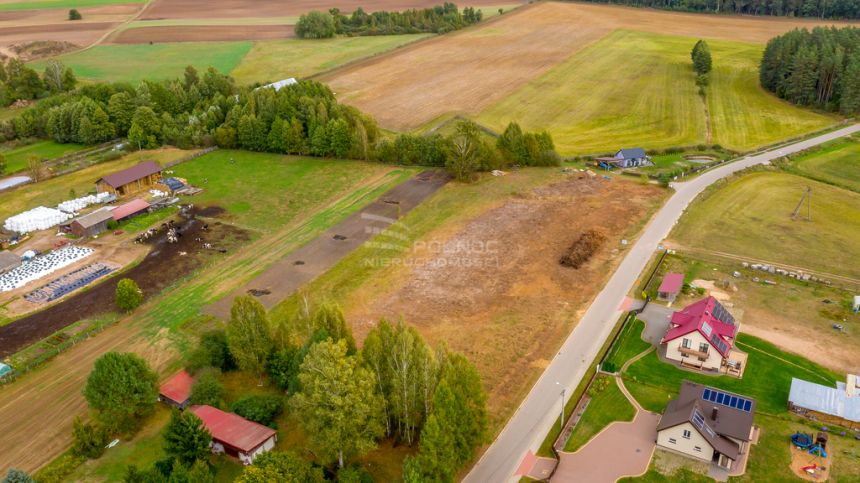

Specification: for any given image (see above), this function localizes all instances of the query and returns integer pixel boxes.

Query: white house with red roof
[661,297,743,374]
[190,405,277,465]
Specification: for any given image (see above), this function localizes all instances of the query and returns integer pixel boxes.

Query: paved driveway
[637,303,674,345]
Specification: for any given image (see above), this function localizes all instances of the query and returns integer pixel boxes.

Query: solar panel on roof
[703,387,753,413]
[743,400,752,411]
[710,333,728,354]
[692,410,705,428]
[703,388,711,400]
[712,300,736,326]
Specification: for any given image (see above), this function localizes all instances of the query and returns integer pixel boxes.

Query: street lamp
[556,382,565,431]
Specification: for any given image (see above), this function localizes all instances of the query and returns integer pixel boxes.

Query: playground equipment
[801,464,817,473]
[792,432,813,449]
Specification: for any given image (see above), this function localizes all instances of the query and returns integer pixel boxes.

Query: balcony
[679,346,709,359]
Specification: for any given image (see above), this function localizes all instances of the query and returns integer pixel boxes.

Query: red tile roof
[111,199,150,221]
[190,405,276,453]
[98,161,162,189]
[160,370,193,405]
[658,272,684,294]
[662,297,738,357]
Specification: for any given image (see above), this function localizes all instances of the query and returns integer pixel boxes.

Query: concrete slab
[637,303,674,345]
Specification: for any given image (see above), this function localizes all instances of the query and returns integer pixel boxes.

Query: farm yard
[270,170,667,431]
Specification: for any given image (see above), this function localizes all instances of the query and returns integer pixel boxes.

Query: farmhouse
[0,251,21,274]
[661,297,745,376]
[657,381,757,471]
[159,370,193,409]
[111,199,150,222]
[788,375,860,430]
[658,272,684,302]
[96,161,162,196]
[67,208,114,238]
[190,405,277,465]
[597,148,652,168]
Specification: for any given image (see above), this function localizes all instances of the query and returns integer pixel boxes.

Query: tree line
[760,27,860,114]
[69,296,487,482]
[296,3,482,39]
[5,65,557,179]
[570,0,860,19]
[0,59,76,107]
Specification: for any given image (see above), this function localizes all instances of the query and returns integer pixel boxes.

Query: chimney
[711,406,719,421]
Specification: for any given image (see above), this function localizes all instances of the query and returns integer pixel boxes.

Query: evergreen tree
[235,451,325,483]
[163,410,212,466]
[691,40,712,75]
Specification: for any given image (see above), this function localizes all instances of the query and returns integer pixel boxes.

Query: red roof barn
[111,199,150,221]
[159,370,193,409]
[190,405,277,465]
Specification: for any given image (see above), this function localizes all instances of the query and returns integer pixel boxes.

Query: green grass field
[563,376,635,452]
[230,35,430,85]
[603,319,651,372]
[0,0,143,11]
[671,171,860,280]
[789,137,860,193]
[32,43,253,84]
[475,30,836,155]
[2,140,87,174]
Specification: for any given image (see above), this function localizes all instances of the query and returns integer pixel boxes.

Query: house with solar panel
[657,381,757,471]
[660,296,746,377]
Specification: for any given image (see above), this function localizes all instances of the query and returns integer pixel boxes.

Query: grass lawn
[475,30,836,155]
[0,0,143,11]
[0,147,191,222]
[562,375,636,452]
[603,319,651,372]
[230,35,430,85]
[633,150,725,177]
[2,140,87,174]
[32,42,253,84]
[788,136,860,193]
[670,170,860,280]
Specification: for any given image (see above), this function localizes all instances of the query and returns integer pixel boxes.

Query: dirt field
[0,209,248,358]
[345,174,665,426]
[320,1,860,131]
[0,4,140,52]
[141,0,518,20]
[110,24,294,43]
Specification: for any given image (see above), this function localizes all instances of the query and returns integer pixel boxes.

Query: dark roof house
[617,148,647,160]
[96,161,162,196]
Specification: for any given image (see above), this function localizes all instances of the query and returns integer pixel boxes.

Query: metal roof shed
[789,377,860,424]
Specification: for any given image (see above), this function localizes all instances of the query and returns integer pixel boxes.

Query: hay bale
[560,229,606,269]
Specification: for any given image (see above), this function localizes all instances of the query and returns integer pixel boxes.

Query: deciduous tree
[235,451,325,483]
[83,352,158,430]
[115,278,144,312]
[226,296,274,381]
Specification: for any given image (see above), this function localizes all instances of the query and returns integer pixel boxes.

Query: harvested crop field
[0,21,117,48]
[344,174,665,427]
[141,0,518,20]
[321,1,859,132]
[0,208,248,358]
[110,24,294,43]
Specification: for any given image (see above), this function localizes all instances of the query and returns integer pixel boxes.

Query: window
[699,342,709,353]
[683,429,691,439]
[668,438,677,444]
[682,338,691,349]
[694,446,702,452]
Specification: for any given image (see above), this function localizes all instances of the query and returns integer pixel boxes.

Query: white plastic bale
[0,245,94,292]
[3,207,73,234]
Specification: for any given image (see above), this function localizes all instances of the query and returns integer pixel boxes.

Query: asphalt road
[464,123,860,483]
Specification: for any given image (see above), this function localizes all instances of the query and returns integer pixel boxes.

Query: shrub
[188,329,236,373]
[295,11,336,39]
[231,394,284,428]
[71,417,109,459]
[68,9,82,21]
[190,368,224,407]
[115,278,143,312]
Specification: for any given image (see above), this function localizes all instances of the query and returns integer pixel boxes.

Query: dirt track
[0,211,247,358]
[141,0,519,19]
[321,1,860,131]
[110,24,295,43]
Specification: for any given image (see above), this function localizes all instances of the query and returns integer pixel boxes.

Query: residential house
[190,405,277,465]
[661,296,744,375]
[657,381,757,471]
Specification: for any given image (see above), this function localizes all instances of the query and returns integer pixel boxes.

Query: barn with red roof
[190,405,277,465]
[159,370,193,409]
[661,297,746,376]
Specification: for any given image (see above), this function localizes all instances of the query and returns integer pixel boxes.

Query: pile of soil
[0,207,248,358]
[10,41,78,61]
[560,229,606,269]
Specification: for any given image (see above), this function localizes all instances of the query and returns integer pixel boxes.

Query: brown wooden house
[96,161,162,197]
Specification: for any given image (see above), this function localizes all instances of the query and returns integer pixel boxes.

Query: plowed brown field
[110,24,294,43]
[320,1,860,131]
[0,4,140,50]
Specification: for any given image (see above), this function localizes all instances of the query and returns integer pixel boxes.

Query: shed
[658,272,684,302]
[96,161,162,197]
[0,362,11,378]
[159,370,193,409]
[190,405,278,464]
[69,208,114,238]
[788,376,860,428]
[0,250,21,274]
[111,199,150,222]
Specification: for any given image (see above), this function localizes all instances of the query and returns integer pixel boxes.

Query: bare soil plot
[0,21,118,48]
[0,4,140,52]
[346,175,665,426]
[321,1,859,132]
[141,0,518,20]
[110,24,295,43]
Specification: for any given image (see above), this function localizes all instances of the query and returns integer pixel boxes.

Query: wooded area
[573,0,860,19]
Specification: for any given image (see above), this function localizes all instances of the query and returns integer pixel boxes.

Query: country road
[463,123,860,483]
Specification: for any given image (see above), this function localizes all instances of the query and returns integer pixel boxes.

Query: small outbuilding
[0,362,12,378]
[111,199,150,222]
[658,272,684,302]
[68,208,114,238]
[788,375,860,429]
[190,405,277,465]
[159,370,194,409]
[0,250,21,274]
[96,161,163,197]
